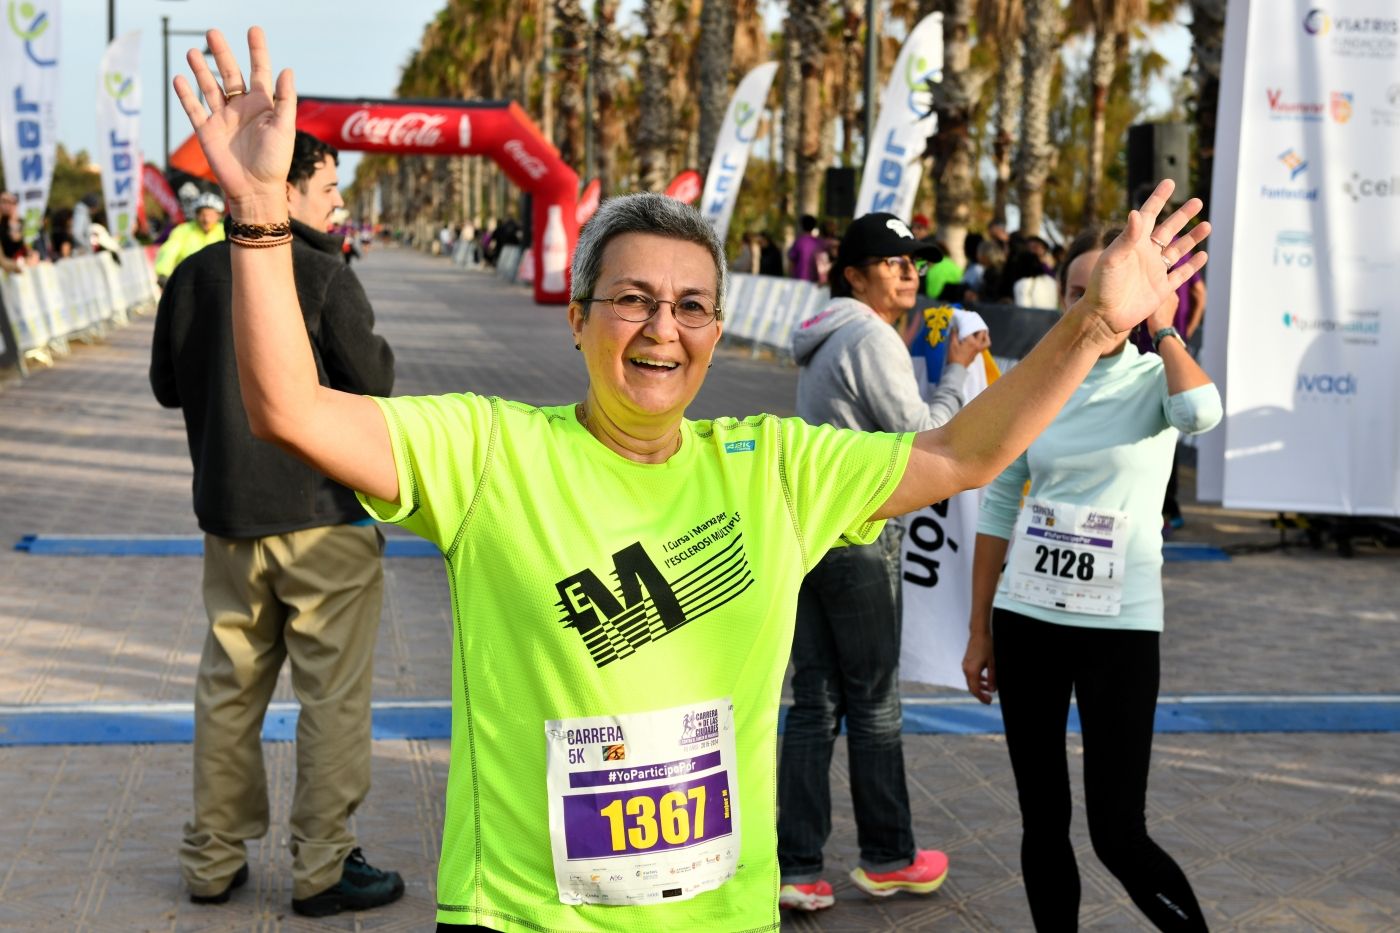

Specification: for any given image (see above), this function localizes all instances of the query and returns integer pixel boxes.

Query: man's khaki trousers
[180,523,384,900]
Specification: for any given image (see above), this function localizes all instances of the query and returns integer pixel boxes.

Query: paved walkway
[0,247,1396,931]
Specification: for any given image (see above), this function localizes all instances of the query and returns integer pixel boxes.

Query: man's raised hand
[172,27,295,221]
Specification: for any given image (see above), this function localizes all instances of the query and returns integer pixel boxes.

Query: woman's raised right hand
[173,27,296,221]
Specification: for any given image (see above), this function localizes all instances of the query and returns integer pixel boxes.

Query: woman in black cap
[778,213,990,910]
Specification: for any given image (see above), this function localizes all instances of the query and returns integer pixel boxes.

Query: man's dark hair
[799,214,818,233]
[288,131,339,189]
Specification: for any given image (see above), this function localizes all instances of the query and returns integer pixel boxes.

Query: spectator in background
[1,191,33,273]
[151,129,403,918]
[48,208,76,260]
[730,231,757,273]
[1026,235,1055,274]
[758,230,784,276]
[963,236,1002,300]
[987,220,1010,250]
[788,214,824,282]
[155,192,227,286]
[779,212,990,912]
[910,213,933,243]
[922,239,965,302]
[1007,248,1058,309]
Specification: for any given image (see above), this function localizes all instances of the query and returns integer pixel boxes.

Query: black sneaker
[189,863,249,905]
[291,848,404,917]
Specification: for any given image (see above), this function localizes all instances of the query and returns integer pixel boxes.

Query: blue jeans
[777,524,915,881]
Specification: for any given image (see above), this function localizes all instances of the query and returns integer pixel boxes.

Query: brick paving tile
[0,246,1396,931]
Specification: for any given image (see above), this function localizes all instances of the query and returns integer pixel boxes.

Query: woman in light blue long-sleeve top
[963,227,1221,932]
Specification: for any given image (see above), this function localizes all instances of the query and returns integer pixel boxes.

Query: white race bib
[544,698,740,906]
[1006,498,1128,616]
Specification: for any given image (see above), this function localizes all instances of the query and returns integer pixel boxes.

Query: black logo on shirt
[554,512,751,668]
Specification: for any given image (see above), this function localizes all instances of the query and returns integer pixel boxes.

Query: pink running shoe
[779,880,835,911]
[849,849,949,897]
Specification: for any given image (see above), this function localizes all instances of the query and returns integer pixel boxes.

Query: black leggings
[993,608,1208,931]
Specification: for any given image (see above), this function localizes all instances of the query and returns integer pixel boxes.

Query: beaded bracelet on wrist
[227,218,292,248]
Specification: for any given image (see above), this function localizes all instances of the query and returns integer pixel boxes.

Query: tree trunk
[592,0,621,194]
[553,0,588,172]
[840,0,863,166]
[929,0,976,268]
[780,25,802,219]
[637,0,677,191]
[794,0,827,217]
[990,34,1020,224]
[695,0,733,170]
[1015,0,1060,237]
[1189,0,1226,218]
[1083,24,1116,226]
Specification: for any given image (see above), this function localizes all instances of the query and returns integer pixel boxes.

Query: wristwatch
[1152,326,1185,352]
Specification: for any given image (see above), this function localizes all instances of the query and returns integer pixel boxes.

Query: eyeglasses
[863,256,928,278]
[581,289,721,328]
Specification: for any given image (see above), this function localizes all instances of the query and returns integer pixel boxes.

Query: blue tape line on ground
[4,696,1397,747]
[13,535,441,558]
[1163,542,1230,562]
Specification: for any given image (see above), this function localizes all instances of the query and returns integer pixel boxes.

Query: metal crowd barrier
[0,247,158,374]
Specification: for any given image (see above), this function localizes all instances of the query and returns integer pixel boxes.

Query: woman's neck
[577,393,683,464]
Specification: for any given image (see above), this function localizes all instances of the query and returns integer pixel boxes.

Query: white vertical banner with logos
[700,62,779,243]
[854,13,942,221]
[1203,1,1399,516]
[0,0,61,244]
[900,310,992,689]
[96,31,143,245]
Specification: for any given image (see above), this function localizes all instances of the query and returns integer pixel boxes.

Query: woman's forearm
[970,533,1010,633]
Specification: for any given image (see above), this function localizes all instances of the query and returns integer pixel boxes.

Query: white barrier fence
[721,273,829,358]
[0,248,158,370]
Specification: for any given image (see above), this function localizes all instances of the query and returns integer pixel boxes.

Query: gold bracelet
[229,233,293,249]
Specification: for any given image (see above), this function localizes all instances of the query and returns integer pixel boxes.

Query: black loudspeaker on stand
[1127,123,1191,208]
[824,167,857,219]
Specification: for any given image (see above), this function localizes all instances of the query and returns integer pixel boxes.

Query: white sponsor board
[700,62,778,242]
[854,13,942,221]
[0,0,61,244]
[900,310,991,689]
[1200,0,1399,515]
[96,31,142,245]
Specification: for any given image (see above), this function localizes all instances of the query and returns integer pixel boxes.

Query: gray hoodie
[792,297,967,435]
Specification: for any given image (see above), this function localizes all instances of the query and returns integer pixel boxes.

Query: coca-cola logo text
[341,110,447,148]
[504,139,549,180]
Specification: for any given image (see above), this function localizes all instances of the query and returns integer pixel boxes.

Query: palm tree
[637,0,680,190]
[1015,0,1062,236]
[695,0,733,169]
[976,0,1024,224]
[1187,0,1226,216]
[793,0,829,216]
[1068,0,1148,224]
[780,26,802,219]
[591,0,624,193]
[554,0,589,172]
[924,0,982,267]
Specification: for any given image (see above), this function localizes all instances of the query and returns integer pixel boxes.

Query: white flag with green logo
[699,62,778,244]
[855,13,942,221]
[0,0,61,245]
[96,31,143,245]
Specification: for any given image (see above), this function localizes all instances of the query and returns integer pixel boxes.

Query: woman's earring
[574,343,580,351]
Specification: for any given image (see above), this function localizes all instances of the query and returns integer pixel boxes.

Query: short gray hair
[571,193,727,316]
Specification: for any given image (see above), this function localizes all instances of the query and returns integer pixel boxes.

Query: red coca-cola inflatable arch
[295,96,578,305]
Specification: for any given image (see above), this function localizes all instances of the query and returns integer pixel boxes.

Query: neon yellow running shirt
[360,394,912,932]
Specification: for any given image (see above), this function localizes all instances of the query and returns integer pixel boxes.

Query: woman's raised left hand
[1077,180,1211,337]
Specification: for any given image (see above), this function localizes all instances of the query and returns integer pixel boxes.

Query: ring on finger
[1150,236,1169,250]
[223,87,248,102]
[1160,252,1173,267]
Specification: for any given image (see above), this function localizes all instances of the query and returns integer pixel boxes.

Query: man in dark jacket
[151,131,403,918]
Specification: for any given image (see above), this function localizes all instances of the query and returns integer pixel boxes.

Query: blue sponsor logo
[1296,371,1358,400]
[723,440,755,454]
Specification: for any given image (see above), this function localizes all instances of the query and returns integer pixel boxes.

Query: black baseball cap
[832,213,943,288]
